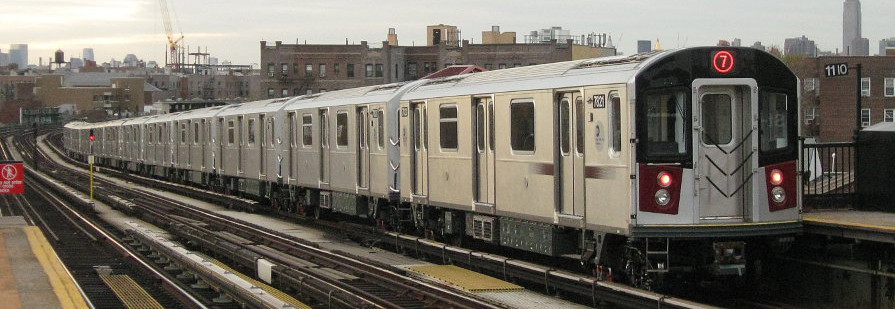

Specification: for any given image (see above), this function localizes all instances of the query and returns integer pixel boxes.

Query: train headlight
[771,186,786,203]
[655,189,671,206]
[770,169,783,185]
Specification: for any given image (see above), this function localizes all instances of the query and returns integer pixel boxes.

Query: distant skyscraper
[82,48,94,62]
[843,0,867,55]
[0,50,7,67]
[879,38,895,56]
[732,38,742,47]
[9,44,27,69]
[751,41,766,51]
[784,35,817,57]
[637,40,652,53]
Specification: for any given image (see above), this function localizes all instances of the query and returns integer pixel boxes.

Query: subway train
[64,47,801,288]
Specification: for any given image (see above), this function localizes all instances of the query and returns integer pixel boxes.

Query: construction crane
[158,0,184,70]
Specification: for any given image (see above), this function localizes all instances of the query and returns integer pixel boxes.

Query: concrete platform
[0,216,88,309]
[804,210,895,243]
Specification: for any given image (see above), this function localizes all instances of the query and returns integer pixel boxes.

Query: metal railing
[801,140,856,209]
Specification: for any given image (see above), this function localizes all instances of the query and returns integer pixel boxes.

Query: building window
[510,100,535,152]
[407,62,418,78]
[302,114,312,146]
[267,63,274,77]
[336,112,348,147]
[498,63,507,69]
[319,64,326,77]
[375,64,383,77]
[347,64,354,78]
[439,104,458,150]
[885,78,894,97]
[365,64,374,77]
[804,78,817,92]
[862,78,871,97]
[484,64,492,70]
[305,64,313,77]
[281,63,288,75]
[334,64,340,77]
[805,107,818,125]
[886,109,895,123]
[267,88,274,98]
[306,89,313,95]
[282,89,288,97]
[862,108,871,127]
[424,62,433,74]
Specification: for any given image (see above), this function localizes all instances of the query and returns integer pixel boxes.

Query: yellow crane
[158,0,184,70]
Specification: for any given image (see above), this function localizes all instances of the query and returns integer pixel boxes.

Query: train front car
[627,47,800,287]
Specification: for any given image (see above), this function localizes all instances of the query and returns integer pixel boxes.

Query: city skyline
[3,0,895,66]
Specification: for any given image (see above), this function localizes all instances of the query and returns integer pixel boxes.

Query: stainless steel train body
[63,47,801,283]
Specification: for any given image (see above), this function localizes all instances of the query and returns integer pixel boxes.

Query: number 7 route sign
[0,162,24,194]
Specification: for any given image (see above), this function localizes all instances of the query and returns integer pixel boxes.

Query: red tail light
[639,165,682,214]
[658,172,672,187]
[770,169,783,185]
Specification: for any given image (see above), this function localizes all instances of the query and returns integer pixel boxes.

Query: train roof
[216,97,294,117]
[403,51,666,100]
[282,81,423,111]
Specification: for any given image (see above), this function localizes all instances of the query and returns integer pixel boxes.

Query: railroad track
[43,129,721,309]
[3,126,194,309]
[39,131,504,308]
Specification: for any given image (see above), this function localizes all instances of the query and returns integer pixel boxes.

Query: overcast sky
[3,0,894,66]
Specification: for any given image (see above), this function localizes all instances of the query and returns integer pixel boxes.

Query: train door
[555,92,585,216]
[259,114,266,177]
[357,106,369,189]
[694,83,754,221]
[319,109,330,185]
[473,98,495,205]
[410,102,428,197]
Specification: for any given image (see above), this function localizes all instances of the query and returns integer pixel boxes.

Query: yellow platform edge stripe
[407,265,523,292]
[208,258,311,309]
[24,226,89,309]
[99,274,164,309]
[803,217,895,232]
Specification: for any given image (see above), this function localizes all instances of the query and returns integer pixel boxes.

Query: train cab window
[701,94,733,145]
[644,91,688,157]
[510,100,535,152]
[610,92,622,153]
[439,104,458,151]
[302,114,313,146]
[228,120,235,145]
[247,118,256,145]
[759,92,790,152]
[336,112,348,147]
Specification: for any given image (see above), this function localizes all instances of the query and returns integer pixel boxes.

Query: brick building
[792,56,895,142]
[260,35,615,98]
[34,73,151,119]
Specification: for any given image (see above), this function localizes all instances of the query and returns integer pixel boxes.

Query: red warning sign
[0,162,24,194]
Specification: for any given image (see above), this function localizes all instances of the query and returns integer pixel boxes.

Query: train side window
[609,92,622,154]
[336,111,348,147]
[302,114,313,147]
[193,122,200,144]
[180,123,186,143]
[247,118,256,145]
[759,92,790,151]
[510,100,535,153]
[269,119,276,146]
[377,110,384,149]
[439,104,458,151]
[228,120,235,145]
